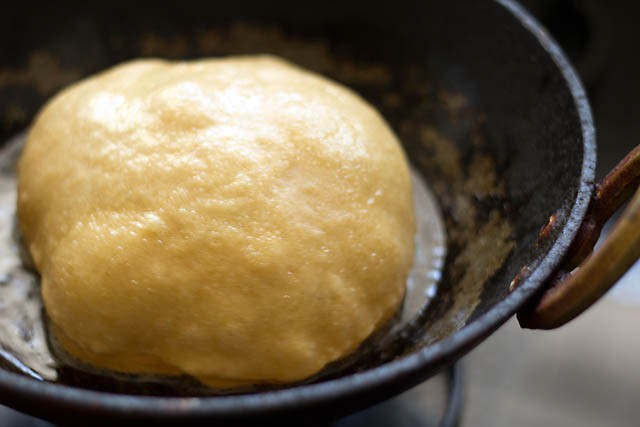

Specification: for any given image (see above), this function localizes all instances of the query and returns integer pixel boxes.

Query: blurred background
[1,0,638,425]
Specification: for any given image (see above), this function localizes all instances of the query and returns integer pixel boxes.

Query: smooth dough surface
[17,56,415,387]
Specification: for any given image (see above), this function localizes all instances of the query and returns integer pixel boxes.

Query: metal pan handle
[518,145,640,329]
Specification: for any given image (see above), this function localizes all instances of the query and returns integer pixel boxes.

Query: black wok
[1,0,634,425]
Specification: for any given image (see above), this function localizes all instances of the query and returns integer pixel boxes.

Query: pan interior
[0,19,514,395]
[0,0,589,402]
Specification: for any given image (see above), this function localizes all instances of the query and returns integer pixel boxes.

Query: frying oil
[0,132,446,394]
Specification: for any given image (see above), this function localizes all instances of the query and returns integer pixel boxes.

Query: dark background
[519,0,640,178]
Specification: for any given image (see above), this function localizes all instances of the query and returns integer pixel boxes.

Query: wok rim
[0,0,596,421]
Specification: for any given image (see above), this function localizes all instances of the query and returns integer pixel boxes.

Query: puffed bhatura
[17,56,415,387]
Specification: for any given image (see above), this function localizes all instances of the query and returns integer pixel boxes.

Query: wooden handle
[518,145,640,329]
